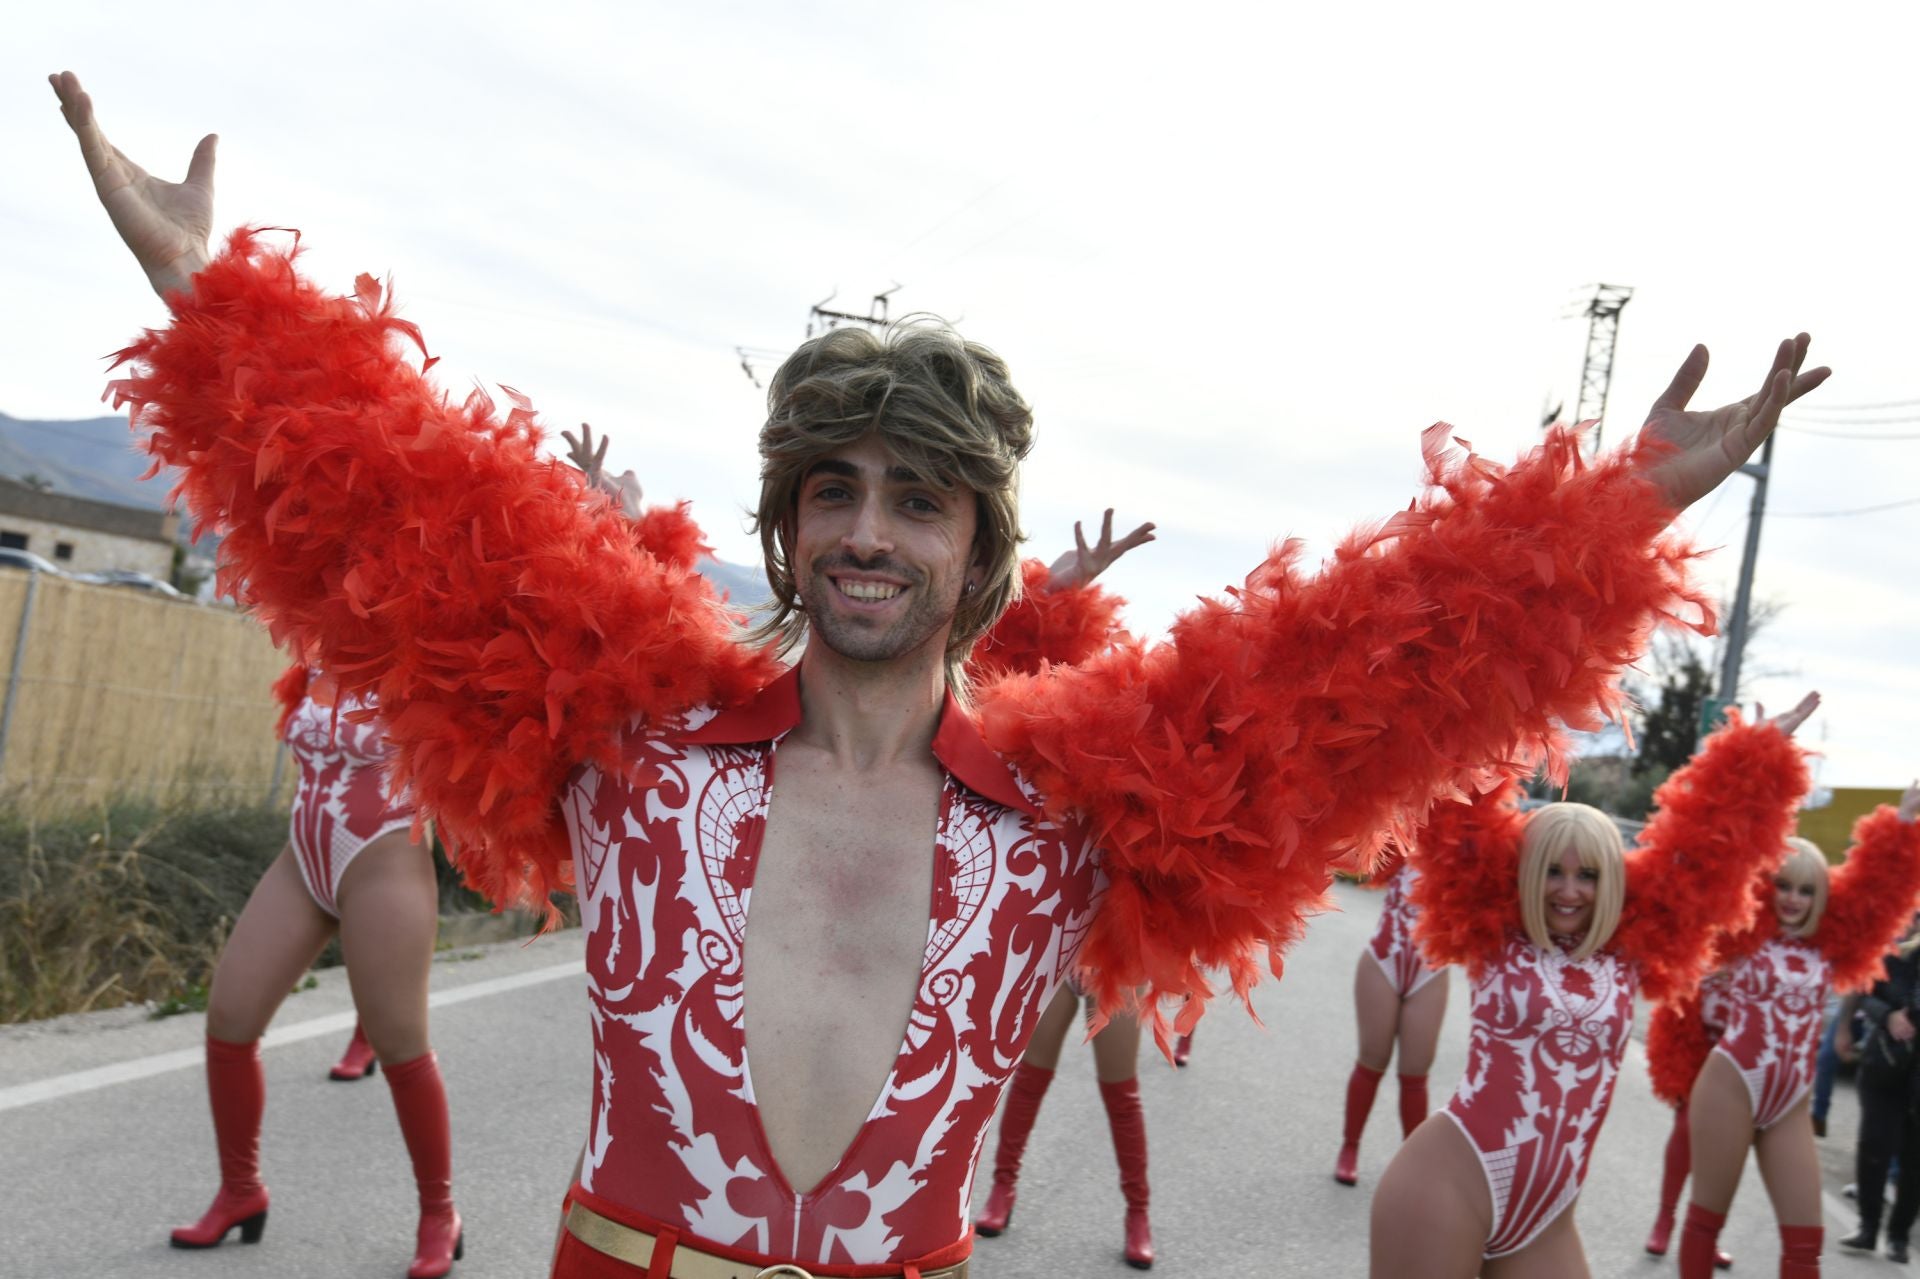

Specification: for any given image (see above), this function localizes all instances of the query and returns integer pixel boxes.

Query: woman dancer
[1643,974,1737,1269]
[1369,700,1818,1277]
[1677,781,1920,1276]
[1336,845,1448,1186]
[172,428,643,1274]
[974,988,1155,1269]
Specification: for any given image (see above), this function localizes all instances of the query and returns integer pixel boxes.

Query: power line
[1781,424,1920,440]
[1781,412,1920,427]
[1793,397,1920,412]
[1771,496,1920,519]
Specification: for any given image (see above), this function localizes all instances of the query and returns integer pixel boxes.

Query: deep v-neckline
[733,748,955,1209]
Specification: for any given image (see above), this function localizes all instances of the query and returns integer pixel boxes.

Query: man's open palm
[1633,333,1830,512]
[50,71,215,296]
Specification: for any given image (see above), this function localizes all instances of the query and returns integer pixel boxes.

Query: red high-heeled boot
[1646,1106,1732,1269]
[171,1036,270,1248]
[1172,1031,1194,1067]
[386,1051,463,1278]
[1101,1077,1154,1271]
[1779,1224,1822,1278]
[975,1063,1053,1236]
[330,1021,378,1081]
[1396,1072,1427,1138]
[1335,1062,1383,1186]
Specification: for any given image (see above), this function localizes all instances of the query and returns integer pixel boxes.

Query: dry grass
[0,800,285,1024]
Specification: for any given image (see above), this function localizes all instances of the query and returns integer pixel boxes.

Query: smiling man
[53,68,1830,1279]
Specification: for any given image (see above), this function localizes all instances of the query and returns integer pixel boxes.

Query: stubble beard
[801,558,960,665]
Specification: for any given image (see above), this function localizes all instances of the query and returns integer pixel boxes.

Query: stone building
[0,476,178,578]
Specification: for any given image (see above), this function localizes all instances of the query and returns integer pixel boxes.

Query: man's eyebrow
[802,459,941,487]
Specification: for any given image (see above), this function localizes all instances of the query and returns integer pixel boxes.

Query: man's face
[791,435,980,665]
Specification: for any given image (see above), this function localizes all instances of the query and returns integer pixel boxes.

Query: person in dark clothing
[1841,913,1920,1262]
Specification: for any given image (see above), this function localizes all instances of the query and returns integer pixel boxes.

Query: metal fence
[0,570,289,814]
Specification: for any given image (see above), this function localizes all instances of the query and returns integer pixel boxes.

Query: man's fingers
[594,435,609,468]
[1652,344,1709,413]
[1784,364,1832,407]
[185,133,218,189]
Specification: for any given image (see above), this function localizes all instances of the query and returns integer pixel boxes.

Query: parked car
[0,548,67,576]
[73,569,188,599]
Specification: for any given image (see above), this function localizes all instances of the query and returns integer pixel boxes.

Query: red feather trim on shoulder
[980,424,1701,1044]
[1407,780,1528,979]
[110,230,780,917]
[1646,992,1717,1106]
[628,502,709,573]
[270,661,311,738]
[968,560,1127,682]
[1616,713,1810,1003]
[1819,807,1920,992]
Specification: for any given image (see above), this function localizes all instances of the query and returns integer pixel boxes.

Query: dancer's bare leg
[1687,1054,1757,1215]
[335,830,438,1063]
[205,844,337,1043]
[1484,1204,1590,1279]
[1088,1001,1144,1083]
[1395,975,1449,1076]
[1016,983,1082,1071]
[1370,1113,1493,1278]
[1754,1098,1822,1227]
[1354,955,1401,1072]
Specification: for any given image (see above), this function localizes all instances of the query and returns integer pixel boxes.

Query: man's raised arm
[51,72,778,915]
[980,340,1828,1032]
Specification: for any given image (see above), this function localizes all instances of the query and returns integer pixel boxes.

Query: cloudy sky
[4,1,1914,786]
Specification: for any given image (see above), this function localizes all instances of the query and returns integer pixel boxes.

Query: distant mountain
[0,410,771,605]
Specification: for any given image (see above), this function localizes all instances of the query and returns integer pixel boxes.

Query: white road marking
[0,960,584,1114]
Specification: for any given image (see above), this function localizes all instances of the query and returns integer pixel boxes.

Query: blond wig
[1517,802,1627,961]
[748,317,1033,692]
[1775,837,1831,939]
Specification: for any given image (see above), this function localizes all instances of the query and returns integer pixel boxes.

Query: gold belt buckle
[753,1268,816,1279]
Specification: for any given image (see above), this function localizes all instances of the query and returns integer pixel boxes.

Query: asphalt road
[0,882,1885,1277]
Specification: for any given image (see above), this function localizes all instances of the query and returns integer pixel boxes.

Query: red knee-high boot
[1779,1224,1823,1278]
[1396,1073,1428,1139]
[1100,1077,1154,1271]
[1646,1104,1690,1255]
[330,1021,378,1081]
[386,1051,462,1279]
[976,1063,1052,1236]
[171,1036,271,1248]
[1679,1204,1728,1279]
[1335,1062,1384,1185]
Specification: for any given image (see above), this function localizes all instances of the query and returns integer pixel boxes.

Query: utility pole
[1715,432,1775,706]
[806,283,903,339]
[1573,284,1634,451]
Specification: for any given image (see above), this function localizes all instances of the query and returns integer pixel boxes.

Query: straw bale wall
[0,572,288,814]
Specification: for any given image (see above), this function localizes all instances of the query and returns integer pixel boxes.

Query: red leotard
[283,687,416,916]
[1368,862,1444,998]
[1708,937,1826,1129]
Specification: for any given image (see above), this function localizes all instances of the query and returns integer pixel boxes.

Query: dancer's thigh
[1484,1204,1589,1279]
[1395,972,1449,1076]
[1017,983,1081,1072]
[1753,1098,1822,1227]
[206,844,337,1042]
[1369,1113,1492,1278]
[1088,1004,1143,1083]
[336,829,438,1063]
[1687,1052,1756,1214]
[1354,953,1402,1072]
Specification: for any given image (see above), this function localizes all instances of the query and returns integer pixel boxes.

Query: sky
[3,1,1915,786]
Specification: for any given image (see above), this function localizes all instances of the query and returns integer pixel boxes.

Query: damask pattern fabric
[283,689,416,916]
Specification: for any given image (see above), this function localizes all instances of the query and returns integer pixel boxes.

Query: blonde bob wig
[1775,837,1830,940]
[1517,802,1627,962]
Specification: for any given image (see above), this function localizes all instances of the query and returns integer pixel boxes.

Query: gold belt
[563,1202,968,1279]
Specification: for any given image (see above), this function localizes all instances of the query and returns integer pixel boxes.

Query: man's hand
[1899,779,1920,825]
[1891,1009,1915,1043]
[1044,509,1156,593]
[560,423,643,521]
[1631,334,1830,513]
[1756,691,1820,739]
[1836,1024,1857,1063]
[49,71,215,299]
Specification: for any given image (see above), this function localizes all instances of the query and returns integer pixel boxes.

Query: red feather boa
[968,560,1127,681]
[1408,780,1528,978]
[980,420,1703,1037]
[1615,714,1810,1002]
[112,230,780,918]
[1818,807,1920,991]
[1646,991,1717,1107]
